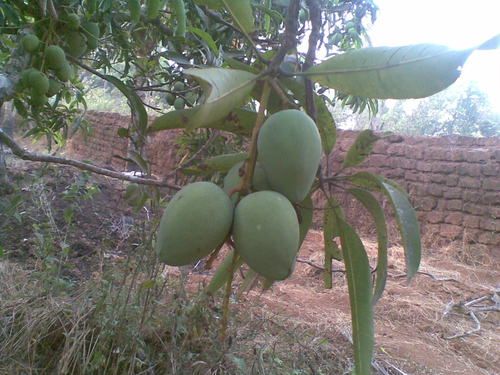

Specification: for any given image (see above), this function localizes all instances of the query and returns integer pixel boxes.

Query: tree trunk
[0,102,15,195]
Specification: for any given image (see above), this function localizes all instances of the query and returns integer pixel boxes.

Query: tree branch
[0,129,181,190]
[303,0,321,121]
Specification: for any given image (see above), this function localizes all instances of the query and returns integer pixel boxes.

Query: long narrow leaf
[349,172,421,280]
[337,217,374,375]
[222,0,254,34]
[303,43,479,99]
[104,75,148,133]
[342,129,379,168]
[348,188,388,304]
[205,251,244,295]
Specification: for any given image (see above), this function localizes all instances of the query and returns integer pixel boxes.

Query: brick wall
[66,111,499,247]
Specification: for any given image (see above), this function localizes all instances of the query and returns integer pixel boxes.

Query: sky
[367,0,500,111]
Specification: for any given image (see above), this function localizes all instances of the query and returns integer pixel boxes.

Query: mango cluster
[165,80,197,110]
[156,109,322,281]
[17,14,99,107]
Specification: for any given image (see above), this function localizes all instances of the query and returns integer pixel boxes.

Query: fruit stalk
[232,80,271,196]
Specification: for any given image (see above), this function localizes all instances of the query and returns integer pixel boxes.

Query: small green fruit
[65,13,81,30]
[30,90,48,107]
[45,45,67,70]
[146,0,161,20]
[257,109,322,203]
[233,191,299,281]
[173,97,185,110]
[173,81,185,92]
[28,70,49,94]
[21,34,40,53]
[81,22,99,50]
[223,161,270,204]
[165,92,175,105]
[65,31,87,57]
[185,91,197,106]
[55,62,74,82]
[156,182,233,266]
[20,68,36,88]
[47,79,63,97]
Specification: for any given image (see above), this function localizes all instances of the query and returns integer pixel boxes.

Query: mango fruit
[82,22,99,50]
[55,62,74,82]
[156,182,233,266]
[257,109,322,203]
[28,70,49,94]
[65,13,81,30]
[45,45,67,70]
[47,79,63,97]
[173,97,185,110]
[65,31,87,57]
[232,191,299,280]
[21,34,39,53]
[223,161,270,204]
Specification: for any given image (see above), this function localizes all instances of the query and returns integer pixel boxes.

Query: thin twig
[0,129,180,189]
[295,258,346,273]
[391,271,459,282]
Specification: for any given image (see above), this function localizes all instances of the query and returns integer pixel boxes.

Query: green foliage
[1,1,498,374]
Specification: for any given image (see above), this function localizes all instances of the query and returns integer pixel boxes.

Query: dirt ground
[1,159,499,374]
[229,231,500,375]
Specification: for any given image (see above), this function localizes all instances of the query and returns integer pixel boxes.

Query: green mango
[45,45,67,70]
[173,97,185,110]
[28,70,49,94]
[232,191,299,281]
[257,109,322,203]
[65,32,87,57]
[128,0,141,23]
[30,90,48,107]
[55,61,74,82]
[81,22,99,50]
[47,79,63,97]
[165,92,175,105]
[223,161,270,204]
[21,34,39,53]
[65,13,81,30]
[173,81,185,91]
[156,182,233,266]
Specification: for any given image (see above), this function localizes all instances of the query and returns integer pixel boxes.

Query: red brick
[446,199,463,211]
[459,177,481,189]
[443,188,462,199]
[479,218,499,231]
[445,212,463,225]
[483,193,500,205]
[426,211,445,224]
[440,224,463,240]
[416,161,432,172]
[448,149,465,162]
[369,155,389,167]
[387,144,406,156]
[385,168,405,179]
[482,178,499,191]
[427,184,443,197]
[466,149,490,163]
[425,148,448,161]
[405,171,420,182]
[482,163,500,176]
[430,174,447,184]
[431,162,456,174]
[417,197,437,211]
[463,215,480,229]
[477,231,499,246]
[463,203,485,215]
[463,190,482,203]
[457,164,481,177]
[445,176,459,187]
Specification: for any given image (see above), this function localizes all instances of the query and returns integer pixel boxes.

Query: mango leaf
[199,152,248,173]
[205,251,244,295]
[153,68,256,131]
[282,78,337,155]
[303,43,483,99]
[342,129,379,168]
[104,75,148,133]
[337,217,373,375]
[149,107,256,135]
[348,188,388,304]
[222,0,255,34]
[349,172,421,280]
[188,26,219,54]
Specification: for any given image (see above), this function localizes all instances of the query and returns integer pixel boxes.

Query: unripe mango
[45,45,67,70]
[65,31,87,57]
[82,22,99,50]
[28,70,49,94]
[223,161,270,204]
[55,62,74,82]
[65,13,81,30]
[30,90,48,107]
[173,97,185,110]
[257,109,322,203]
[47,79,63,97]
[232,191,299,281]
[156,182,233,266]
[21,34,39,53]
